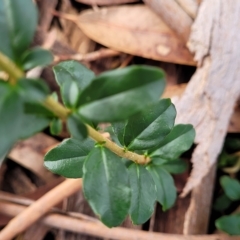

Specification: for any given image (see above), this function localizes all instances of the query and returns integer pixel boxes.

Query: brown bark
[172,0,240,233]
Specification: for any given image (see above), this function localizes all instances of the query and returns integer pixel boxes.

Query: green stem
[87,126,150,164]
[43,96,71,120]
[43,97,150,164]
[0,52,24,82]
[0,51,150,165]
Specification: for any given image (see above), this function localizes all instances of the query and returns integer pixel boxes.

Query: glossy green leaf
[24,102,55,118]
[21,48,53,70]
[150,124,195,160]
[216,214,240,235]
[44,138,94,178]
[0,1,13,58]
[124,99,176,150]
[78,65,166,122]
[83,147,131,227]
[0,81,10,101]
[213,194,232,212]
[152,157,187,174]
[0,88,23,160]
[128,164,156,224]
[62,80,80,108]
[111,121,126,146]
[220,176,240,201]
[14,78,52,138]
[53,61,95,108]
[53,61,95,89]
[18,78,50,102]
[147,166,176,211]
[67,113,88,140]
[2,0,38,59]
[50,118,62,136]
[19,113,50,139]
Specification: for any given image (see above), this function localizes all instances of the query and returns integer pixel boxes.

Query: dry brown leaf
[75,0,138,5]
[77,5,195,65]
[59,0,96,54]
[9,133,58,183]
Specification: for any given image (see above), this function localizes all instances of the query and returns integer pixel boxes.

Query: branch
[54,48,121,64]
[42,97,149,164]
[0,51,150,165]
[0,52,24,82]
[0,201,238,240]
[0,179,82,240]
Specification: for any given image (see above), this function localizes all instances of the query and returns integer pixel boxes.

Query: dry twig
[54,48,121,64]
[0,201,238,240]
[0,179,82,240]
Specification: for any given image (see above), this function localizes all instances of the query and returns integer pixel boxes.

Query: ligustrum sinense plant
[0,0,195,227]
[214,139,240,235]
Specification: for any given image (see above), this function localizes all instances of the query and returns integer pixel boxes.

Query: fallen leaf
[77,5,195,65]
[76,0,138,5]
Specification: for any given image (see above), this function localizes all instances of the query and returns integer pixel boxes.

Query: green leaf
[147,165,176,211]
[53,61,95,90]
[83,146,131,227]
[111,121,126,146]
[2,0,38,59]
[0,81,10,101]
[18,78,50,102]
[78,65,166,122]
[150,124,195,160]
[0,1,13,58]
[50,118,62,136]
[21,48,53,70]
[128,164,156,225]
[53,61,95,108]
[124,99,176,150]
[44,138,94,178]
[67,113,88,140]
[24,102,55,118]
[152,158,187,174]
[216,214,240,235]
[0,88,23,160]
[218,151,238,168]
[0,82,50,156]
[220,176,240,201]
[19,113,50,139]
[61,80,80,108]
[213,194,232,212]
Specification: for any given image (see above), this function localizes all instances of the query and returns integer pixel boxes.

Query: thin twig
[54,48,121,64]
[0,179,82,240]
[0,201,238,240]
[118,55,133,69]
[0,191,99,223]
